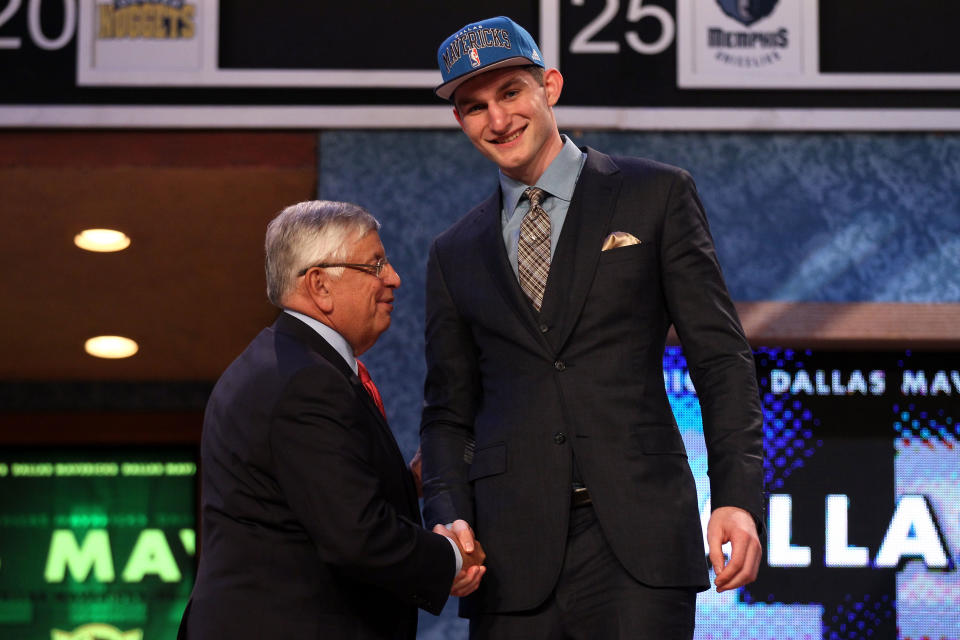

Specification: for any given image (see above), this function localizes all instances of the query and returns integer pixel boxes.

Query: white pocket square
[601,231,641,251]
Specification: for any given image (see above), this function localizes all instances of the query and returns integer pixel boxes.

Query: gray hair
[264,200,380,307]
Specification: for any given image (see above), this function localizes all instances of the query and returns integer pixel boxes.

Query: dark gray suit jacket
[181,312,456,639]
[420,148,764,613]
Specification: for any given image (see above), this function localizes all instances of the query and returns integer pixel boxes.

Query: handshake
[433,519,487,597]
[411,449,487,597]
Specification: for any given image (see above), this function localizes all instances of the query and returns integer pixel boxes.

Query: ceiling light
[84,335,139,359]
[74,229,131,252]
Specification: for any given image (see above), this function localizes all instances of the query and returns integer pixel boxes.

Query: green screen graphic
[0,447,196,639]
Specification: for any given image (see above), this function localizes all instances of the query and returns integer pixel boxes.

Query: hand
[433,520,485,568]
[433,520,486,597]
[447,519,479,557]
[707,506,762,592]
[449,563,485,597]
[408,447,423,498]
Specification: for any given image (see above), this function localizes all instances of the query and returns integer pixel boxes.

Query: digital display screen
[5,0,959,128]
[668,347,959,639]
[0,447,196,640]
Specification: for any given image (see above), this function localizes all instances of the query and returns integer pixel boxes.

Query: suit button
[539,324,549,333]
[554,360,565,371]
[554,432,567,445]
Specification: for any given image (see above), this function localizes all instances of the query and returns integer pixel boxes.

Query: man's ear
[304,269,334,314]
[543,68,564,107]
[453,105,464,129]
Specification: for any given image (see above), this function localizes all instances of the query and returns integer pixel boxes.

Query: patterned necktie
[517,187,550,311]
[356,360,386,418]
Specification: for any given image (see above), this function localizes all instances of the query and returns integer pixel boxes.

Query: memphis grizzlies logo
[716,0,779,26]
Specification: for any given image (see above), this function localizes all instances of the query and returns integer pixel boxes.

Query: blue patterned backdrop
[317,131,960,638]
[318,130,960,452]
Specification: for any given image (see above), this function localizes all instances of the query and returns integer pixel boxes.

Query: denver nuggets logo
[469,47,481,68]
[97,0,196,39]
[716,0,779,26]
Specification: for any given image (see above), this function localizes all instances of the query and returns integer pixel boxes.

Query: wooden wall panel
[0,131,317,381]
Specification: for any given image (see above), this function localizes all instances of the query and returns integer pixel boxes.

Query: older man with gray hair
[179,200,485,640]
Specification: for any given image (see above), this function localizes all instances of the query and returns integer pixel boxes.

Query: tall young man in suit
[179,201,484,640]
[420,17,764,639]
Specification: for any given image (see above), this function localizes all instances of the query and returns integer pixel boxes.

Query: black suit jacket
[180,312,456,639]
[420,148,765,613]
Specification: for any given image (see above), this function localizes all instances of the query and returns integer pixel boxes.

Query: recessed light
[74,229,131,252]
[84,335,139,359]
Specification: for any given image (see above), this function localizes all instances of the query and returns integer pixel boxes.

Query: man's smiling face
[453,66,564,186]
[323,230,400,356]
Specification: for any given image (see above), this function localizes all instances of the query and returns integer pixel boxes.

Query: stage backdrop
[317,130,959,640]
[4,131,952,639]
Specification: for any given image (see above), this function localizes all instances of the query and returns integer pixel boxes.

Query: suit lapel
[472,148,623,355]
[475,190,553,350]
[274,312,353,376]
[539,148,622,352]
[274,313,394,429]
[348,372,420,516]
[273,313,420,514]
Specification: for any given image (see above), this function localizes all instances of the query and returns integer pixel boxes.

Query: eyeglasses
[298,257,390,278]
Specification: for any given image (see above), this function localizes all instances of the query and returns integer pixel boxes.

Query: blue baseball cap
[435,16,545,101]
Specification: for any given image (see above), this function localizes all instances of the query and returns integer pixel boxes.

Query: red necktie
[356,360,386,418]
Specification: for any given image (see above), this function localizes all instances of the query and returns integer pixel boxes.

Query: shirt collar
[499,135,584,213]
[283,309,357,375]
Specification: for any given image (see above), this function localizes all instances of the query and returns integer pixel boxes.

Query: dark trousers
[470,504,697,640]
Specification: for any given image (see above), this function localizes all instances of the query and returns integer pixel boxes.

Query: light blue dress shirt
[284,309,357,374]
[500,136,587,278]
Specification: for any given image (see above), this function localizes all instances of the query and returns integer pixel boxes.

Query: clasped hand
[433,519,486,597]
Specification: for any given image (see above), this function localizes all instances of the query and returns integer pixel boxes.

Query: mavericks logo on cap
[440,25,513,73]
[435,16,545,100]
